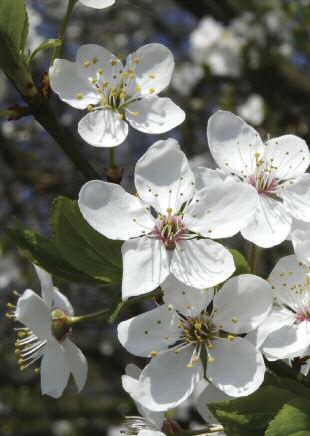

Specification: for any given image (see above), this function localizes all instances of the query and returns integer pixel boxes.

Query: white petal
[138,431,165,436]
[279,173,310,222]
[193,167,236,191]
[79,0,115,9]
[212,274,272,334]
[138,347,203,411]
[291,229,310,266]
[246,308,293,349]
[206,337,265,397]
[196,382,231,424]
[62,338,88,392]
[134,138,195,214]
[78,110,129,147]
[34,265,53,308]
[265,135,309,179]
[241,195,291,248]
[118,305,180,357]
[125,43,174,97]
[207,111,264,177]
[171,238,235,289]
[184,181,258,238]
[79,180,153,240]
[15,289,51,339]
[126,96,185,134]
[49,59,99,109]
[162,275,213,315]
[125,363,142,379]
[122,366,165,428]
[268,255,307,309]
[263,322,310,359]
[76,44,123,86]
[51,288,74,316]
[40,337,71,398]
[122,237,170,299]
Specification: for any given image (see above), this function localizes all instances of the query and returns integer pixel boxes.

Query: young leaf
[266,398,310,436]
[208,386,297,436]
[28,39,62,63]
[0,0,28,52]
[229,248,251,276]
[6,220,104,285]
[50,196,123,284]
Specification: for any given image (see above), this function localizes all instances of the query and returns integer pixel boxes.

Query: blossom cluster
[5,1,310,435]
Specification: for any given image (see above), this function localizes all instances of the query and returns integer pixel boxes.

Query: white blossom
[118,274,272,411]
[49,44,185,147]
[79,138,257,299]
[9,265,87,398]
[237,94,265,126]
[207,110,310,248]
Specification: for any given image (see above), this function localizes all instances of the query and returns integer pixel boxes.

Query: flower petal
[40,337,71,398]
[268,255,307,309]
[34,265,54,309]
[206,337,265,397]
[51,288,74,316]
[207,110,264,177]
[263,322,310,359]
[78,110,129,147]
[265,135,309,179]
[193,167,236,191]
[241,195,291,248]
[76,44,123,86]
[138,431,165,436]
[122,365,165,429]
[184,180,258,238]
[195,381,231,424]
[291,229,310,267]
[79,0,115,9]
[246,308,294,349]
[62,338,88,392]
[138,347,203,411]
[15,289,51,339]
[49,59,99,109]
[79,180,153,240]
[122,237,170,299]
[134,138,195,214]
[126,96,185,134]
[118,305,180,357]
[125,43,174,97]
[212,274,272,334]
[171,238,235,289]
[279,173,310,222]
[161,275,213,316]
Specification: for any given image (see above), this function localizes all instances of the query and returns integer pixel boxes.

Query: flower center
[246,153,280,196]
[152,208,186,250]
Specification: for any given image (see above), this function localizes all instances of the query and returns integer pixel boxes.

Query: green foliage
[28,39,61,63]
[266,398,310,436]
[229,248,251,276]
[6,197,123,286]
[107,293,125,324]
[50,197,122,284]
[0,0,28,53]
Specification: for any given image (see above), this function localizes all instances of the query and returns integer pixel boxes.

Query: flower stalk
[180,425,224,435]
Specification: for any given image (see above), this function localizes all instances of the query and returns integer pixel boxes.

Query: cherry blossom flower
[251,255,310,360]
[7,265,87,398]
[79,0,115,8]
[122,364,166,435]
[195,379,231,426]
[49,44,185,147]
[207,110,310,248]
[291,222,310,268]
[79,138,257,299]
[118,274,272,411]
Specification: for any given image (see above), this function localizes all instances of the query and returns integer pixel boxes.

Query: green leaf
[50,197,122,285]
[0,0,28,52]
[229,248,251,276]
[28,39,61,63]
[264,371,310,400]
[266,398,310,436]
[107,293,125,324]
[208,386,297,436]
[6,220,103,285]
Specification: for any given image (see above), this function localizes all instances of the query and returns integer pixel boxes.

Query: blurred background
[0,0,309,434]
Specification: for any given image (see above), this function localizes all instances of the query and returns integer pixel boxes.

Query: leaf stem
[180,425,224,435]
[249,242,260,274]
[50,0,78,64]
[109,147,116,167]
